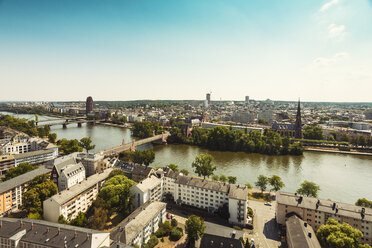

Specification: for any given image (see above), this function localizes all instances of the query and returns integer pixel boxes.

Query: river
[2,112,372,204]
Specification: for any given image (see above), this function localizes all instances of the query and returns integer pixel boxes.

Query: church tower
[295,99,303,139]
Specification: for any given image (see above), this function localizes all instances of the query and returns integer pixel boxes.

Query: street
[248,200,281,248]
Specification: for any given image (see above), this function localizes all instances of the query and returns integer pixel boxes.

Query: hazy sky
[1,0,371,102]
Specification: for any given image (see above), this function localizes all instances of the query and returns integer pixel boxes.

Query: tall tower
[245,96,249,105]
[86,96,93,114]
[206,93,211,105]
[295,99,303,139]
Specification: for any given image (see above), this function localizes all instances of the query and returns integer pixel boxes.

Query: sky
[0,0,371,102]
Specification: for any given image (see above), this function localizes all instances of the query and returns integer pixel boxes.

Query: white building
[43,168,112,222]
[130,175,163,209]
[110,201,166,246]
[76,153,105,177]
[162,168,250,226]
[13,149,56,167]
[59,162,85,191]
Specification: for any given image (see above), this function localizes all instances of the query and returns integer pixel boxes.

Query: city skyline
[1,0,372,102]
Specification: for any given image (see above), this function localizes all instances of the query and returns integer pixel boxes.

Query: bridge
[100,132,170,156]
[36,117,87,124]
[36,119,98,128]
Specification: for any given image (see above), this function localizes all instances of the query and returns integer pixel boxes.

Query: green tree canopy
[228,176,237,184]
[191,154,216,179]
[219,175,227,182]
[4,162,36,181]
[297,180,320,197]
[180,169,189,175]
[58,138,82,154]
[212,175,219,181]
[355,198,372,208]
[269,175,285,191]
[70,212,87,227]
[48,133,57,143]
[79,137,95,153]
[255,175,269,192]
[132,121,155,138]
[185,215,206,248]
[167,164,179,172]
[303,125,324,140]
[317,218,371,248]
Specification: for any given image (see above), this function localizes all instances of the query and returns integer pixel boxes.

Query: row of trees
[132,121,164,139]
[57,137,96,154]
[253,174,320,197]
[212,174,237,184]
[3,162,37,181]
[355,198,372,208]
[0,114,49,137]
[119,149,155,166]
[170,126,304,156]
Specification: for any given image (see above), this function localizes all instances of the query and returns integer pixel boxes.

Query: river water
[2,112,372,204]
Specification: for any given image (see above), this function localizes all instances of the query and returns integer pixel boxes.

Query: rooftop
[135,175,161,192]
[46,168,112,205]
[0,167,51,194]
[0,217,108,248]
[13,149,54,159]
[111,201,166,244]
[200,233,243,248]
[277,192,372,222]
[286,215,321,248]
[175,174,230,193]
[229,184,249,201]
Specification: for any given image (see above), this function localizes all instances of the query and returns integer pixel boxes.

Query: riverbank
[97,122,132,128]
[305,147,372,156]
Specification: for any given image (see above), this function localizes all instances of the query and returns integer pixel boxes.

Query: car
[264,202,272,206]
[166,213,172,219]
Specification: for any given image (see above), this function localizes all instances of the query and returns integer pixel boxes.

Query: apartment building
[130,175,163,208]
[0,217,110,248]
[43,168,112,222]
[13,149,56,167]
[162,168,249,226]
[76,153,104,177]
[0,167,51,216]
[50,155,85,191]
[276,192,372,245]
[110,201,166,246]
[0,155,15,175]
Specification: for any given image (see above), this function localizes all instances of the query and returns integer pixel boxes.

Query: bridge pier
[77,122,82,127]
[62,123,67,129]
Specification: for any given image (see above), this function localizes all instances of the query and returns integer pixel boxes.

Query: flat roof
[229,184,248,201]
[13,149,54,159]
[135,176,161,192]
[176,175,230,193]
[277,192,372,222]
[46,168,112,205]
[0,167,51,194]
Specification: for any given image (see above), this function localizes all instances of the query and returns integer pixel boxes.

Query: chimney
[86,234,90,240]
[332,203,336,210]
[74,231,78,238]
[20,221,24,228]
[47,227,50,233]
[58,227,61,235]
[31,223,34,230]
[304,222,307,227]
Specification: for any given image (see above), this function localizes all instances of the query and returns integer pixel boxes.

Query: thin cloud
[320,0,340,12]
[313,52,349,67]
[328,24,346,40]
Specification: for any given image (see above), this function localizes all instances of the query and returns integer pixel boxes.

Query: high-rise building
[206,93,211,105]
[86,96,93,114]
[245,96,249,105]
[295,100,303,139]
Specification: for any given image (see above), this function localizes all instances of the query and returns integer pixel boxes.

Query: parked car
[264,202,272,206]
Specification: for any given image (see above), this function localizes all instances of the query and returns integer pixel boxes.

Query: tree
[170,227,183,241]
[108,169,125,178]
[192,154,216,179]
[4,162,36,181]
[58,138,82,154]
[355,198,372,208]
[258,118,268,125]
[167,164,179,172]
[70,212,87,227]
[58,215,68,224]
[185,215,206,248]
[79,137,95,153]
[228,176,237,184]
[317,218,371,248]
[297,180,320,197]
[89,207,108,230]
[303,125,324,140]
[245,183,252,189]
[171,218,178,227]
[48,133,57,143]
[132,121,155,138]
[255,175,269,192]
[219,175,227,182]
[269,175,285,191]
[180,169,189,175]
[212,175,219,181]
[132,150,155,166]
